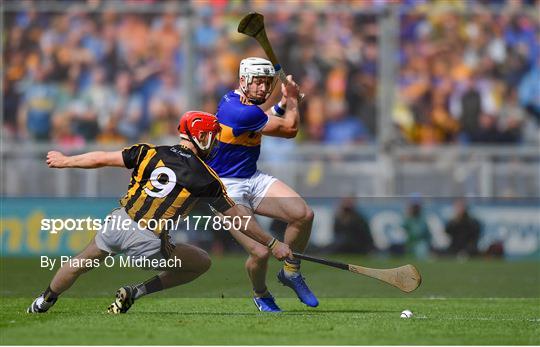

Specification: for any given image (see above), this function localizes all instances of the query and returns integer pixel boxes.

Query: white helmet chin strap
[192,132,214,151]
[240,78,249,96]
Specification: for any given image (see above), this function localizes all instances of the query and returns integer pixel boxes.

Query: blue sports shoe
[277,269,319,307]
[253,294,282,312]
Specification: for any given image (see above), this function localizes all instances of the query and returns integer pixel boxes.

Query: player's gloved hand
[47,151,68,168]
[159,230,176,259]
[269,239,293,261]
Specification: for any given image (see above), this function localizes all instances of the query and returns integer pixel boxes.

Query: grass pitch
[1,255,539,345]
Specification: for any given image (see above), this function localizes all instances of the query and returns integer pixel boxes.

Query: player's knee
[198,250,212,274]
[303,206,315,223]
[293,205,314,225]
[285,200,314,225]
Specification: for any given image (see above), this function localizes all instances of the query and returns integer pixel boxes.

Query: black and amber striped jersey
[119,143,234,233]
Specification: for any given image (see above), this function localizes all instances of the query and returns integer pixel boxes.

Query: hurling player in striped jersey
[27,111,291,314]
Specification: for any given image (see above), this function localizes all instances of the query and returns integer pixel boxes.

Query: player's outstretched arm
[221,205,292,260]
[46,150,125,169]
[261,75,300,139]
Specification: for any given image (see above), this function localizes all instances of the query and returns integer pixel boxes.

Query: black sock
[133,275,163,299]
[43,285,59,302]
[144,275,163,294]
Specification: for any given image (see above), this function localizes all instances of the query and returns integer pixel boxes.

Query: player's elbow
[93,153,109,167]
[282,127,298,138]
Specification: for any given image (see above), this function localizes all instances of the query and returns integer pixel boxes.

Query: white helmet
[239,57,276,104]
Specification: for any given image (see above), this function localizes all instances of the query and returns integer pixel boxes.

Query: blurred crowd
[3,0,540,147]
[394,0,540,145]
[324,196,492,259]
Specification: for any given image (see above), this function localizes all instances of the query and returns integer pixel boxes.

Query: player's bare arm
[221,204,292,260]
[46,151,125,169]
[261,75,300,138]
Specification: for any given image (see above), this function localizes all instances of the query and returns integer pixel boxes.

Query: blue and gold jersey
[206,91,269,178]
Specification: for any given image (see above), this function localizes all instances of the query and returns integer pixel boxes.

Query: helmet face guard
[239,57,277,104]
[178,111,221,159]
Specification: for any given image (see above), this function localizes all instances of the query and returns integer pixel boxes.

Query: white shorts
[94,207,169,260]
[221,170,277,210]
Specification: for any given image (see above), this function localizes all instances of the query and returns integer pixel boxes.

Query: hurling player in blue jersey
[207,57,318,312]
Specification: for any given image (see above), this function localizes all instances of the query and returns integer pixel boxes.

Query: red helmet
[178,111,221,156]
